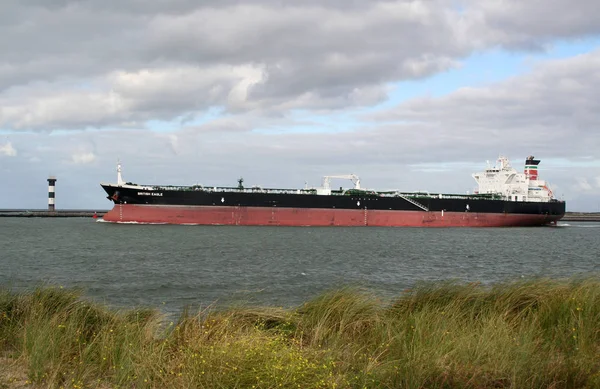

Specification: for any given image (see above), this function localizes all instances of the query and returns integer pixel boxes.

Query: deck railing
[133,184,502,201]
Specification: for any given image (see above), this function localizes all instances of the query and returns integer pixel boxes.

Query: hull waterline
[102,204,562,227]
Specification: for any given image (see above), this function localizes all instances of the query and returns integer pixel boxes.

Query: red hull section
[102,204,562,227]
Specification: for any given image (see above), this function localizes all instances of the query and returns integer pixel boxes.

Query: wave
[557,223,600,228]
[97,220,169,225]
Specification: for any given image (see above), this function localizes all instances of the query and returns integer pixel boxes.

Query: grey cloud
[470,0,600,49]
[3,0,599,131]
[368,50,600,162]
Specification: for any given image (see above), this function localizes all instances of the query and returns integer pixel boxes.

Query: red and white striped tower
[524,156,540,180]
[47,176,57,211]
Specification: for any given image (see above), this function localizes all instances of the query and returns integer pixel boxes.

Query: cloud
[2,0,599,132]
[466,0,600,49]
[576,177,593,191]
[0,141,17,157]
[0,65,266,130]
[71,152,96,164]
[367,50,600,162]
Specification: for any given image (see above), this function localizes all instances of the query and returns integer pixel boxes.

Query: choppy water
[1,218,599,314]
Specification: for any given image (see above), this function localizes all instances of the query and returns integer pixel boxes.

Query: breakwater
[561,212,600,222]
[0,209,106,218]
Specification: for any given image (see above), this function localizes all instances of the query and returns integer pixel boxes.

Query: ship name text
[138,192,163,196]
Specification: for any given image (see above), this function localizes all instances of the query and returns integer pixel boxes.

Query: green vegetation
[1,278,600,388]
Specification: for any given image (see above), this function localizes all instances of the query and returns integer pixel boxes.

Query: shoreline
[561,212,600,222]
[0,210,107,218]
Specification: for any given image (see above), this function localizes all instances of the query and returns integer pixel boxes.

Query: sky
[1,0,599,211]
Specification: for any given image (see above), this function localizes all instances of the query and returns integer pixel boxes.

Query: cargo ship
[100,155,565,227]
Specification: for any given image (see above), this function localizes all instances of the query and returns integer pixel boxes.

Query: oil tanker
[100,155,565,227]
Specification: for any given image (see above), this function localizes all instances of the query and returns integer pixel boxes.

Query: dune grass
[1,278,600,388]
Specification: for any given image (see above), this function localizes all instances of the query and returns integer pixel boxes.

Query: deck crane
[322,174,361,190]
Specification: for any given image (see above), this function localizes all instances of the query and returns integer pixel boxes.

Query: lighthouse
[47,176,57,211]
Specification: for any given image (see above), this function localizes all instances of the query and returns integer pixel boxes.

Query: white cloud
[0,65,266,130]
[575,178,592,191]
[0,142,17,157]
[71,152,96,164]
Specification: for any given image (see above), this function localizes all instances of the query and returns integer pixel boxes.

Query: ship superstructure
[472,156,554,202]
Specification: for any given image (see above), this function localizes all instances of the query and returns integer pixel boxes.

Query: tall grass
[1,278,600,388]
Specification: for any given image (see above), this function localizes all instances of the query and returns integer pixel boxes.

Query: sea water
[1,218,598,314]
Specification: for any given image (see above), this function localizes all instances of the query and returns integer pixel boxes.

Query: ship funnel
[524,155,540,180]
